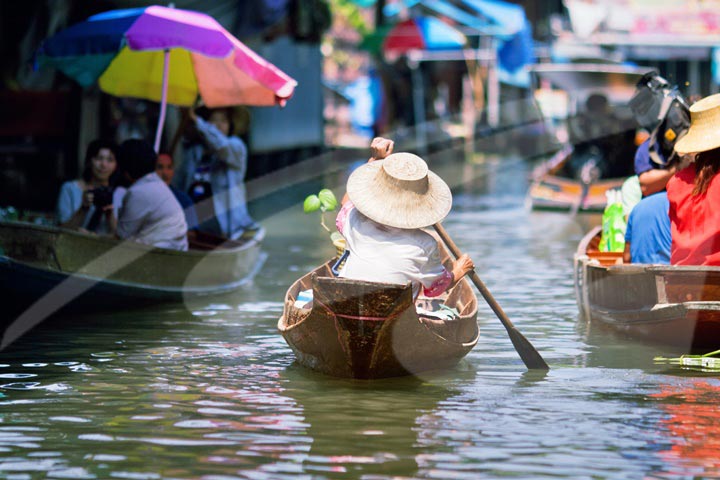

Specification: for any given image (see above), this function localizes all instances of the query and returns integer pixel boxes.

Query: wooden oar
[433,223,550,370]
[569,180,591,217]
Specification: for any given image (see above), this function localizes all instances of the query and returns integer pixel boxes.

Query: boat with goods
[574,226,720,349]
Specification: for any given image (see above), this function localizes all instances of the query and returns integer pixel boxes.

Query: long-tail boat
[278,242,479,379]
[527,63,654,212]
[573,226,720,349]
[0,220,266,313]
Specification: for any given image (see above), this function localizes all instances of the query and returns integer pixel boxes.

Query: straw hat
[674,93,720,154]
[346,152,452,229]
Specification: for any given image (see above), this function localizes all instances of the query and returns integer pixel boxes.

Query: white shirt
[117,172,188,251]
[339,206,446,297]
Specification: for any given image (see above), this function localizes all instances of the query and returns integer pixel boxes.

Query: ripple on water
[0,160,717,479]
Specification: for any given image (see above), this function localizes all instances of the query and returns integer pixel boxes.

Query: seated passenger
[623,191,671,264]
[56,139,125,234]
[156,152,199,231]
[667,93,720,265]
[336,137,474,299]
[113,139,188,251]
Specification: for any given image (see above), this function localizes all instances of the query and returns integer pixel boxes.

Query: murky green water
[1,150,719,479]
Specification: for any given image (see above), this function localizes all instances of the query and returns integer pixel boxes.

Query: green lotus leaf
[318,189,338,211]
[303,195,321,213]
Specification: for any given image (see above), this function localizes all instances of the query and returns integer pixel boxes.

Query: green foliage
[330,0,371,36]
[304,189,340,234]
[318,189,338,211]
[303,195,322,214]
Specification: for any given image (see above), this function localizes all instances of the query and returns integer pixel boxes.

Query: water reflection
[650,380,720,478]
[279,364,474,478]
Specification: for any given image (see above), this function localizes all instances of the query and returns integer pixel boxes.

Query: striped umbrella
[36,5,297,151]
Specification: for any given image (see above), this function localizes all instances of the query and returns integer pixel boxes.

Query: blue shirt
[624,191,671,264]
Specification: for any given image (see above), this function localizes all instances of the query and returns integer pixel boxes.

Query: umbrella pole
[154,48,171,153]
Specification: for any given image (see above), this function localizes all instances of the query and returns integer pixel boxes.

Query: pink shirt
[336,202,452,297]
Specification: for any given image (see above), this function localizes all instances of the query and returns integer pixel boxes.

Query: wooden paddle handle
[433,223,550,370]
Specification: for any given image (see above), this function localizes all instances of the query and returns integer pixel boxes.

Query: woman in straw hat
[667,93,720,265]
[335,137,474,298]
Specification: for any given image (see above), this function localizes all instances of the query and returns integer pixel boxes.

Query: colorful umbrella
[382,16,466,55]
[36,5,297,151]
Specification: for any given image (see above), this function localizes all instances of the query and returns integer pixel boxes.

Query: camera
[91,186,114,208]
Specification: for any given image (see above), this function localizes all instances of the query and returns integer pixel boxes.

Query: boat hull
[528,175,625,213]
[0,221,265,312]
[574,226,720,349]
[278,244,479,379]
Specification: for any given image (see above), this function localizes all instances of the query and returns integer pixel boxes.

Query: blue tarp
[383,0,535,84]
[461,0,526,36]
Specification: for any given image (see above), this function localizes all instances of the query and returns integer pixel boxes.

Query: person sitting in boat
[567,93,636,180]
[156,152,199,232]
[112,139,188,251]
[174,106,259,240]
[56,139,126,234]
[623,191,671,264]
[335,137,474,299]
[667,93,720,265]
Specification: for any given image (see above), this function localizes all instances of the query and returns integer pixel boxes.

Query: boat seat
[312,274,413,320]
[587,250,623,266]
[606,264,649,275]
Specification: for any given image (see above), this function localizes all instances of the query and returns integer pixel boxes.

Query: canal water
[1,148,719,479]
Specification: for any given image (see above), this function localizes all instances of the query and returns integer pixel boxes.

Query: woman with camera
[56,139,126,234]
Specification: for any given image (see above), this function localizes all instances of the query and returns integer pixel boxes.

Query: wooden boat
[527,146,625,212]
[527,63,654,213]
[574,226,720,349]
[278,242,479,379]
[0,220,266,313]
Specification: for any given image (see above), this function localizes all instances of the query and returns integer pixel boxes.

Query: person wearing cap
[335,137,474,298]
[667,93,720,265]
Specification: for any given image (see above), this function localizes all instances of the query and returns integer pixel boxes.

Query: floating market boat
[573,226,720,349]
[0,220,266,313]
[527,146,626,212]
[278,242,479,379]
[527,63,653,212]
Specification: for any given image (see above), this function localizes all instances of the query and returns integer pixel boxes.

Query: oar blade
[433,223,550,371]
[507,326,550,370]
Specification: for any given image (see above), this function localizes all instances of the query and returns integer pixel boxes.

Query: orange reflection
[651,381,720,477]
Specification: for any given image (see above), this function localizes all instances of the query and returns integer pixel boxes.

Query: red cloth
[667,164,720,265]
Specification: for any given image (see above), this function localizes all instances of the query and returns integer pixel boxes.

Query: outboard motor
[629,71,691,165]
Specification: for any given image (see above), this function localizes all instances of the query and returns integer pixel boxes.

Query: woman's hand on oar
[433,223,550,370]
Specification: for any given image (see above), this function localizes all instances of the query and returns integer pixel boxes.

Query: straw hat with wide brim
[674,93,720,154]
[346,152,452,229]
